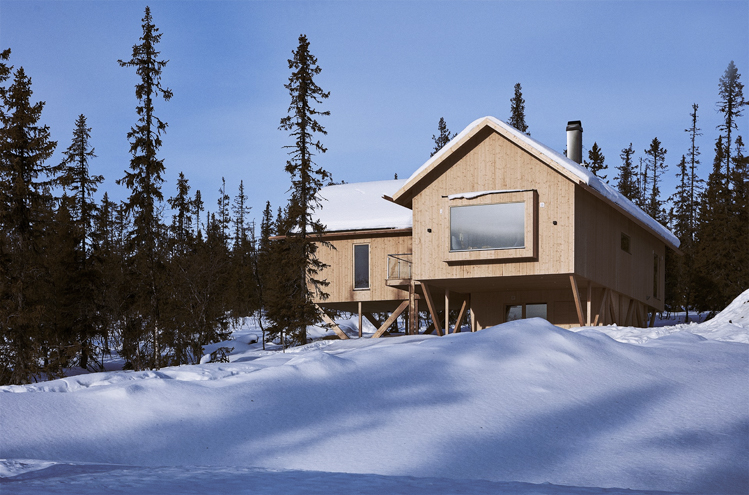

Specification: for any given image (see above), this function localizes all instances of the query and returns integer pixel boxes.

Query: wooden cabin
[312,117,680,338]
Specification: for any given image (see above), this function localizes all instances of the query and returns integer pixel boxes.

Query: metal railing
[387,253,412,280]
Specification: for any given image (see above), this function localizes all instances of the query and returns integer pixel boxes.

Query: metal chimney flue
[566,120,583,164]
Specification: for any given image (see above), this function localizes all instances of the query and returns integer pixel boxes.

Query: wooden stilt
[648,308,656,328]
[444,290,450,335]
[609,291,619,325]
[597,288,610,326]
[373,300,409,338]
[454,298,469,333]
[586,282,592,326]
[358,302,363,338]
[315,305,350,340]
[408,281,417,335]
[569,275,585,327]
[420,283,444,336]
[623,299,634,326]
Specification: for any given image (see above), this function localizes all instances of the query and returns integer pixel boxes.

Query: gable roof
[314,179,412,232]
[391,116,680,250]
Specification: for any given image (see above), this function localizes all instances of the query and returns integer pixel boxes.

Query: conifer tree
[254,201,274,349]
[229,180,256,320]
[58,114,105,369]
[643,138,668,222]
[430,117,456,157]
[0,67,58,384]
[685,104,703,234]
[616,143,640,203]
[693,137,732,311]
[584,142,607,180]
[508,83,529,135]
[167,172,193,255]
[193,189,203,237]
[716,61,745,175]
[217,177,231,243]
[275,34,331,345]
[117,6,172,369]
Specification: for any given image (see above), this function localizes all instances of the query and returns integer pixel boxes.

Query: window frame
[353,243,371,291]
[505,302,548,322]
[620,232,631,254]
[443,190,538,263]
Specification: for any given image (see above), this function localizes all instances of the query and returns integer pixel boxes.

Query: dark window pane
[506,305,522,322]
[354,244,369,289]
[450,202,525,251]
[526,303,547,320]
[621,233,631,254]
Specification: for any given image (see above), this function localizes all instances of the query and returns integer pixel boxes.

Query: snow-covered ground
[1,291,748,494]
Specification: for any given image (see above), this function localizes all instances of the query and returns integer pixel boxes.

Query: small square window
[506,305,522,322]
[621,233,631,254]
[526,303,547,320]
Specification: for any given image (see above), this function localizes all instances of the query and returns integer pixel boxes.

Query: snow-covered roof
[314,179,412,232]
[393,116,680,249]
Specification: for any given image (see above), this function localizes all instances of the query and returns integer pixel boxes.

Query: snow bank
[401,117,679,248]
[574,289,749,344]
[314,179,412,232]
[2,316,747,494]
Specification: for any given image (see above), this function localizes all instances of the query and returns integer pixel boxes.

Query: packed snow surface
[314,179,412,232]
[2,292,748,494]
[397,116,679,248]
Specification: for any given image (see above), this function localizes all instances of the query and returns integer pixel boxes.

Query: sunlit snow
[1,291,747,494]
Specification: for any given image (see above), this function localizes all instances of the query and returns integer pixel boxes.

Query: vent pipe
[566,120,583,164]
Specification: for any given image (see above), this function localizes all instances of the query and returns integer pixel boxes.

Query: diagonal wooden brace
[316,305,350,340]
[372,300,409,339]
[420,283,444,336]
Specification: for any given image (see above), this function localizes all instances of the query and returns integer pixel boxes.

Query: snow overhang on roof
[313,179,413,233]
[391,116,680,250]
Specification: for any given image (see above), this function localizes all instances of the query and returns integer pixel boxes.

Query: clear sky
[1,0,747,226]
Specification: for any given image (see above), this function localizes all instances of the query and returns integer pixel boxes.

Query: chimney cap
[566,120,583,132]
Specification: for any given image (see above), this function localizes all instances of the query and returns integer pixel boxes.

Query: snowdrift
[1,292,748,494]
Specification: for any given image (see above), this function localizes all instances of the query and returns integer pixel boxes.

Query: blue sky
[1,0,747,225]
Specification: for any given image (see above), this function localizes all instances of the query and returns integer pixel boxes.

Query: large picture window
[354,244,370,290]
[450,202,525,252]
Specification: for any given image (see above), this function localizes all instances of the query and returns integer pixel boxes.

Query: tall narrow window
[621,233,631,254]
[354,244,370,290]
[653,253,659,299]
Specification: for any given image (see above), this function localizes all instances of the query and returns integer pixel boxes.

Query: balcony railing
[387,253,412,280]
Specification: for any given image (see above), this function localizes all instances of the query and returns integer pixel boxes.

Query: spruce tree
[276,34,332,345]
[217,177,230,243]
[693,137,732,311]
[430,117,456,157]
[255,201,274,349]
[616,143,640,203]
[117,6,172,369]
[584,142,607,180]
[229,180,256,320]
[717,61,745,176]
[167,172,193,255]
[58,114,105,369]
[686,104,703,234]
[0,67,59,384]
[508,83,529,135]
[643,138,668,222]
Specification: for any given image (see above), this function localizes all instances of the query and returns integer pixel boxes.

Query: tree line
[0,8,332,384]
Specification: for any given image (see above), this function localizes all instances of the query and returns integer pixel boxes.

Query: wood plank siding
[411,128,575,281]
[312,230,412,312]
